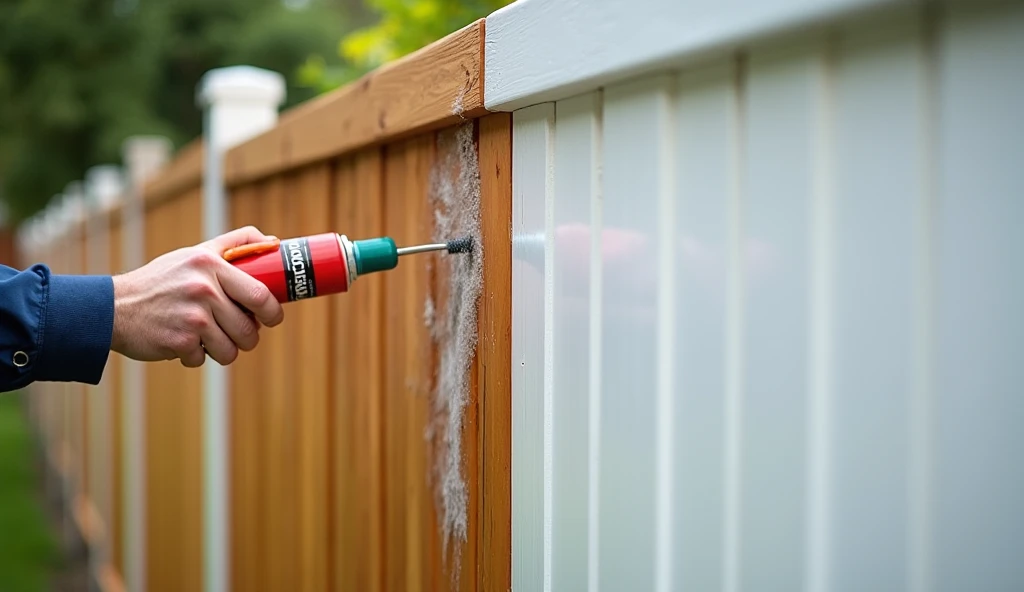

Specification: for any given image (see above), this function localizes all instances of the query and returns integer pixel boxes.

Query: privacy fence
[14,0,1024,591]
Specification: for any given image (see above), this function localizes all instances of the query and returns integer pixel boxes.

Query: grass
[0,393,59,592]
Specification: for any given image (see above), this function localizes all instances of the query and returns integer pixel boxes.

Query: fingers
[215,262,284,328]
[175,305,237,366]
[180,345,207,368]
[198,320,239,366]
[163,230,285,369]
[172,329,206,368]
[204,225,278,253]
[210,291,261,352]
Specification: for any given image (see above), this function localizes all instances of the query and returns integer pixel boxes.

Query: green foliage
[0,0,512,223]
[298,0,513,92]
[0,393,59,591]
[0,0,351,222]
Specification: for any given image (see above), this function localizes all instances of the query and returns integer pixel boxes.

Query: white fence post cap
[196,66,286,108]
[85,165,125,211]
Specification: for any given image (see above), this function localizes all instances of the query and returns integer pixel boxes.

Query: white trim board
[484,0,911,111]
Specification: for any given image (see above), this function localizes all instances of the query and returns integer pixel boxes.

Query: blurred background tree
[297,0,513,94]
[0,0,359,222]
[0,0,511,223]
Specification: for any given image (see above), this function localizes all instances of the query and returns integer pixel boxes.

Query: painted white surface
[672,62,737,592]
[510,2,1024,589]
[829,18,924,592]
[511,103,553,592]
[740,45,819,591]
[551,92,599,591]
[196,66,285,592]
[599,76,671,591]
[932,4,1024,590]
[485,0,907,110]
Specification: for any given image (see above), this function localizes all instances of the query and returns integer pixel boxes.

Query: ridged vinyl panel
[511,3,1024,590]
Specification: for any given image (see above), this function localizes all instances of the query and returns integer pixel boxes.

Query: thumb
[203,225,279,253]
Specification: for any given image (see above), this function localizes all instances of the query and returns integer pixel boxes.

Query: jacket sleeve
[0,263,115,393]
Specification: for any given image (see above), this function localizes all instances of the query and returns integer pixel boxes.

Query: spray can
[224,233,471,303]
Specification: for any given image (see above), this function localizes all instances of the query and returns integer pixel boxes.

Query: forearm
[0,263,114,393]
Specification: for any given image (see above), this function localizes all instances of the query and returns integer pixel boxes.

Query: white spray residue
[425,122,482,580]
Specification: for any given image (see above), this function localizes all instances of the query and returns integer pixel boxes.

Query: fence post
[84,164,124,579]
[196,65,285,592]
[121,135,172,592]
[58,183,88,556]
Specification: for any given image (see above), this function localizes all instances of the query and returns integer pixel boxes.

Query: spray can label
[280,237,318,301]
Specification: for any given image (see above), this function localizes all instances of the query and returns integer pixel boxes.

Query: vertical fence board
[452,125,481,592]
[511,103,552,591]
[180,189,205,592]
[260,174,299,590]
[382,134,444,592]
[477,112,513,592]
[142,189,205,592]
[671,63,735,591]
[550,93,598,591]
[384,137,409,592]
[229,183,265,592]
[827,20,925,590]
[333,149,386,592]
[293,163,334,592]
[599,76,673,590]
[933,5,1024,590]
[144,198,180,592]
[739,46,823,591]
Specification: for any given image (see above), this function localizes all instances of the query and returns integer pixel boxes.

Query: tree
[0,0,352,222]
[297,0,513,93]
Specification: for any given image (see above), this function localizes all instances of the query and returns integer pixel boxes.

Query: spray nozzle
[350,235,473,277]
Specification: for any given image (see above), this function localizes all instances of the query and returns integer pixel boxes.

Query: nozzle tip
[446,237,474,254]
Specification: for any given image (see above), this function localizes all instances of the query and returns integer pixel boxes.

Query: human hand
[110,226,285,367]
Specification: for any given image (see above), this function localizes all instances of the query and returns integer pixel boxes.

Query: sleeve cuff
[36,274,115,385]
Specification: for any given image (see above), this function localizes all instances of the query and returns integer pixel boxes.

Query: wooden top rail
[142,138,204,208]
[224,19,487,187]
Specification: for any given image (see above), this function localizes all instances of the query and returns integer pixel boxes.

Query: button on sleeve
[0,264,47,392]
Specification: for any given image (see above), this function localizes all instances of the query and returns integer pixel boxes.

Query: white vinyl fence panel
[505,1,1024,590]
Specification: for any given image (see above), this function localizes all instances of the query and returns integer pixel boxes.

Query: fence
[18,19,510,592]
[495,1,1024,591]
[13,0,1024,591]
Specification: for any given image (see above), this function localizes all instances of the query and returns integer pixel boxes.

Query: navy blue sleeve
[0,263,114,393]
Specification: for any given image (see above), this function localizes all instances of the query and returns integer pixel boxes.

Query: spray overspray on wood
[424,122,482,581]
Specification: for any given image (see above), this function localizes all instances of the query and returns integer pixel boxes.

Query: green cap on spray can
[351,237,399,275]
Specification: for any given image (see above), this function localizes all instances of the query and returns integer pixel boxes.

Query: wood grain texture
[476,113,513,592]
[382,135,443,592]
[144,198,180,592]
[224,20,486,187]
[292,163,334,592]
[333,149,386,592]
[142,140,204,208]
[260,174,300,591]
[228,182,266,592]
[143,189,205,592]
